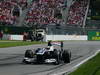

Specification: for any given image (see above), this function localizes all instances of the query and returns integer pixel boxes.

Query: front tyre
[25,50,34,58]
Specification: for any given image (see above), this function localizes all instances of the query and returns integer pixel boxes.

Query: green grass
[69,53,100,75]
[0,41,46,48]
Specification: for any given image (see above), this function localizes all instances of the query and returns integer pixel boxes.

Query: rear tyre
[62,50,71,63]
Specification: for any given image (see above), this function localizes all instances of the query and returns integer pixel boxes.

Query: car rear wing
[48,41,63,50]
[51,41,61,46]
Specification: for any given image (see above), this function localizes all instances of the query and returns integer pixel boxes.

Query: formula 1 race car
[23,41,71,65]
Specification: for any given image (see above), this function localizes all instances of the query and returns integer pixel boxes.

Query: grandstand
[67,0,90,28]
[0,0,99,29]
[23,0,67,27]
[0,0,27,26]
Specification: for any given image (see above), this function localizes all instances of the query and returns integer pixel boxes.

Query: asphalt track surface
[0,41,100,75]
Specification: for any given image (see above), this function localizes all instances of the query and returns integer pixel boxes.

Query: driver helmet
[46,46,50,50]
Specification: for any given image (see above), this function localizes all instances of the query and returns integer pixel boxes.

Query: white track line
[50,49,100,75]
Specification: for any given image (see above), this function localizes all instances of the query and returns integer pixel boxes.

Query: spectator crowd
[25,0,67,26]
[0,0,27,25]
[0,0,90,27]
[67,0,89,26]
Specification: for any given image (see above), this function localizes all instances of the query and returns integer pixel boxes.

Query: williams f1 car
[23,41,71,65]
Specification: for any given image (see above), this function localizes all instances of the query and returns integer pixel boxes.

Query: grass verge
[69,53,100,75]
[0,41,46,48]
